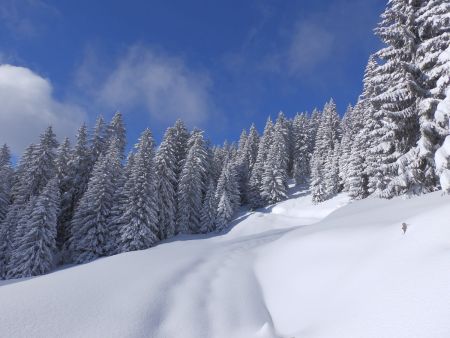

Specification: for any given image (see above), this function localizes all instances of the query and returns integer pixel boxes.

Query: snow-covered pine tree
[261,117,289,204]
[118,129,159,252]
[235,129,250,204]
[59,124,92,256]
[106,112,126,159]
[4,127,59,262]
[324,140,341,197]
[248,117,273,209]
[176,130,208,234]
[210,146,224,186]
[311,100,341,203]
[245,124,260,172]
[90,116,108,167]
[309,108,321,151]
[370,0,422,198]
[404,0,450,193]
[339,105,354,191]
[292,113,311,185]
[105,151,137,256]
[215,162,240,232]
[347,100,370,199]
[69,139,122,263]
[6,178,60,278]
[54,138,72,248]
[200,180,218,233]
[347,55,384,199]
[155,126,177,239]
[0,144,13,223]
[276,112,295,177]
[28,126,59,198]
[0,144,36,277]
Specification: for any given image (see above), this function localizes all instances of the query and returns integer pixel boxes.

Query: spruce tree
[248,117,273,209]
[155,127,178,239]
[404,0,450,193]
[108,151,136,254]
[200,180,218,233]
[215,162,240,231]
[90,116,108,167]
[371,0,422,197]
[338,105,355,191]
[262,118,289,203]
[0,144,13,223]
[292,113,311,186]
[59,124,92,256]
[28,126,59,198]
[245,124,260,171]
[54,138,72,248]
[176,130,208,234]
[311,100,341,203]
[6,178,59,278]
[70,139,122,263]
[235,129,250,204]
[106,112,126,159]
[119,129,159,252]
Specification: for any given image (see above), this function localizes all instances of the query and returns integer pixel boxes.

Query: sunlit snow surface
[1,185,450,338]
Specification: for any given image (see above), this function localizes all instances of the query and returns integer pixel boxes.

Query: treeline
[0,112,308,279]
[0,0,449,280]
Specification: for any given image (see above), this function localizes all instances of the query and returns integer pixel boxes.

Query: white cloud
[92,45,214,127]
[0,64,86,154]
[287,21,334,75]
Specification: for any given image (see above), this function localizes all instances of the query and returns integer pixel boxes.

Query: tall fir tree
[261,117,289,204]
[215,162,240,232]
[248,117,273,208]
[176,130,208,234]
[311,100,341,203]
[6,178,60,278]
[292,113,311,186]
[54,138,72,249]
[155,127,178,239]
[338,105,355,191]
[119,129,159,252]
[59,124,92,256]
[404,0,450,193]
[106,112,126,159]
[200,180,218,233]
[370,0,422,198]
[90,116,108,168]
[0,144,13,223]
[235,129,250,204]
[69,139,122,263]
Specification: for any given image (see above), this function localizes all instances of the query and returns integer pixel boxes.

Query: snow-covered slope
[1,188,449,338]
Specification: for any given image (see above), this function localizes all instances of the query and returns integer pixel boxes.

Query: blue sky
[0,0,385,154]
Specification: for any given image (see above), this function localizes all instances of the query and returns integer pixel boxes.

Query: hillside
[0,187,449,338]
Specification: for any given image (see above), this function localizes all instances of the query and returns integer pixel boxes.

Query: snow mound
[255,192,450,338]
[1,190,449,338]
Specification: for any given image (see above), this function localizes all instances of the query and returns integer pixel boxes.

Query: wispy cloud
[76,44,216,127]
[0,0,59,38]
[0,64,86,154]
[286,21,334,75]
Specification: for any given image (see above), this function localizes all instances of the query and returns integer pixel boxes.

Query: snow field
[1,190,449,338]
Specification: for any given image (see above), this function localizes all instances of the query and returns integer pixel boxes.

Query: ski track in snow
[1,189,450,338]
[0,185,343,338]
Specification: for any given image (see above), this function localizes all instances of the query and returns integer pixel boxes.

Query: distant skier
[402,222,408,234]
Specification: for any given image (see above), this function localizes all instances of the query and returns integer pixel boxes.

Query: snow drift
[0,189,449,338]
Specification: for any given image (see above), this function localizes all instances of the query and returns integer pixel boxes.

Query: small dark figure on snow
[402,222,408,234]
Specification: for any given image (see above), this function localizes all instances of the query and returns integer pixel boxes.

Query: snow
[435,88,450,192]
[1,187,450,338]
